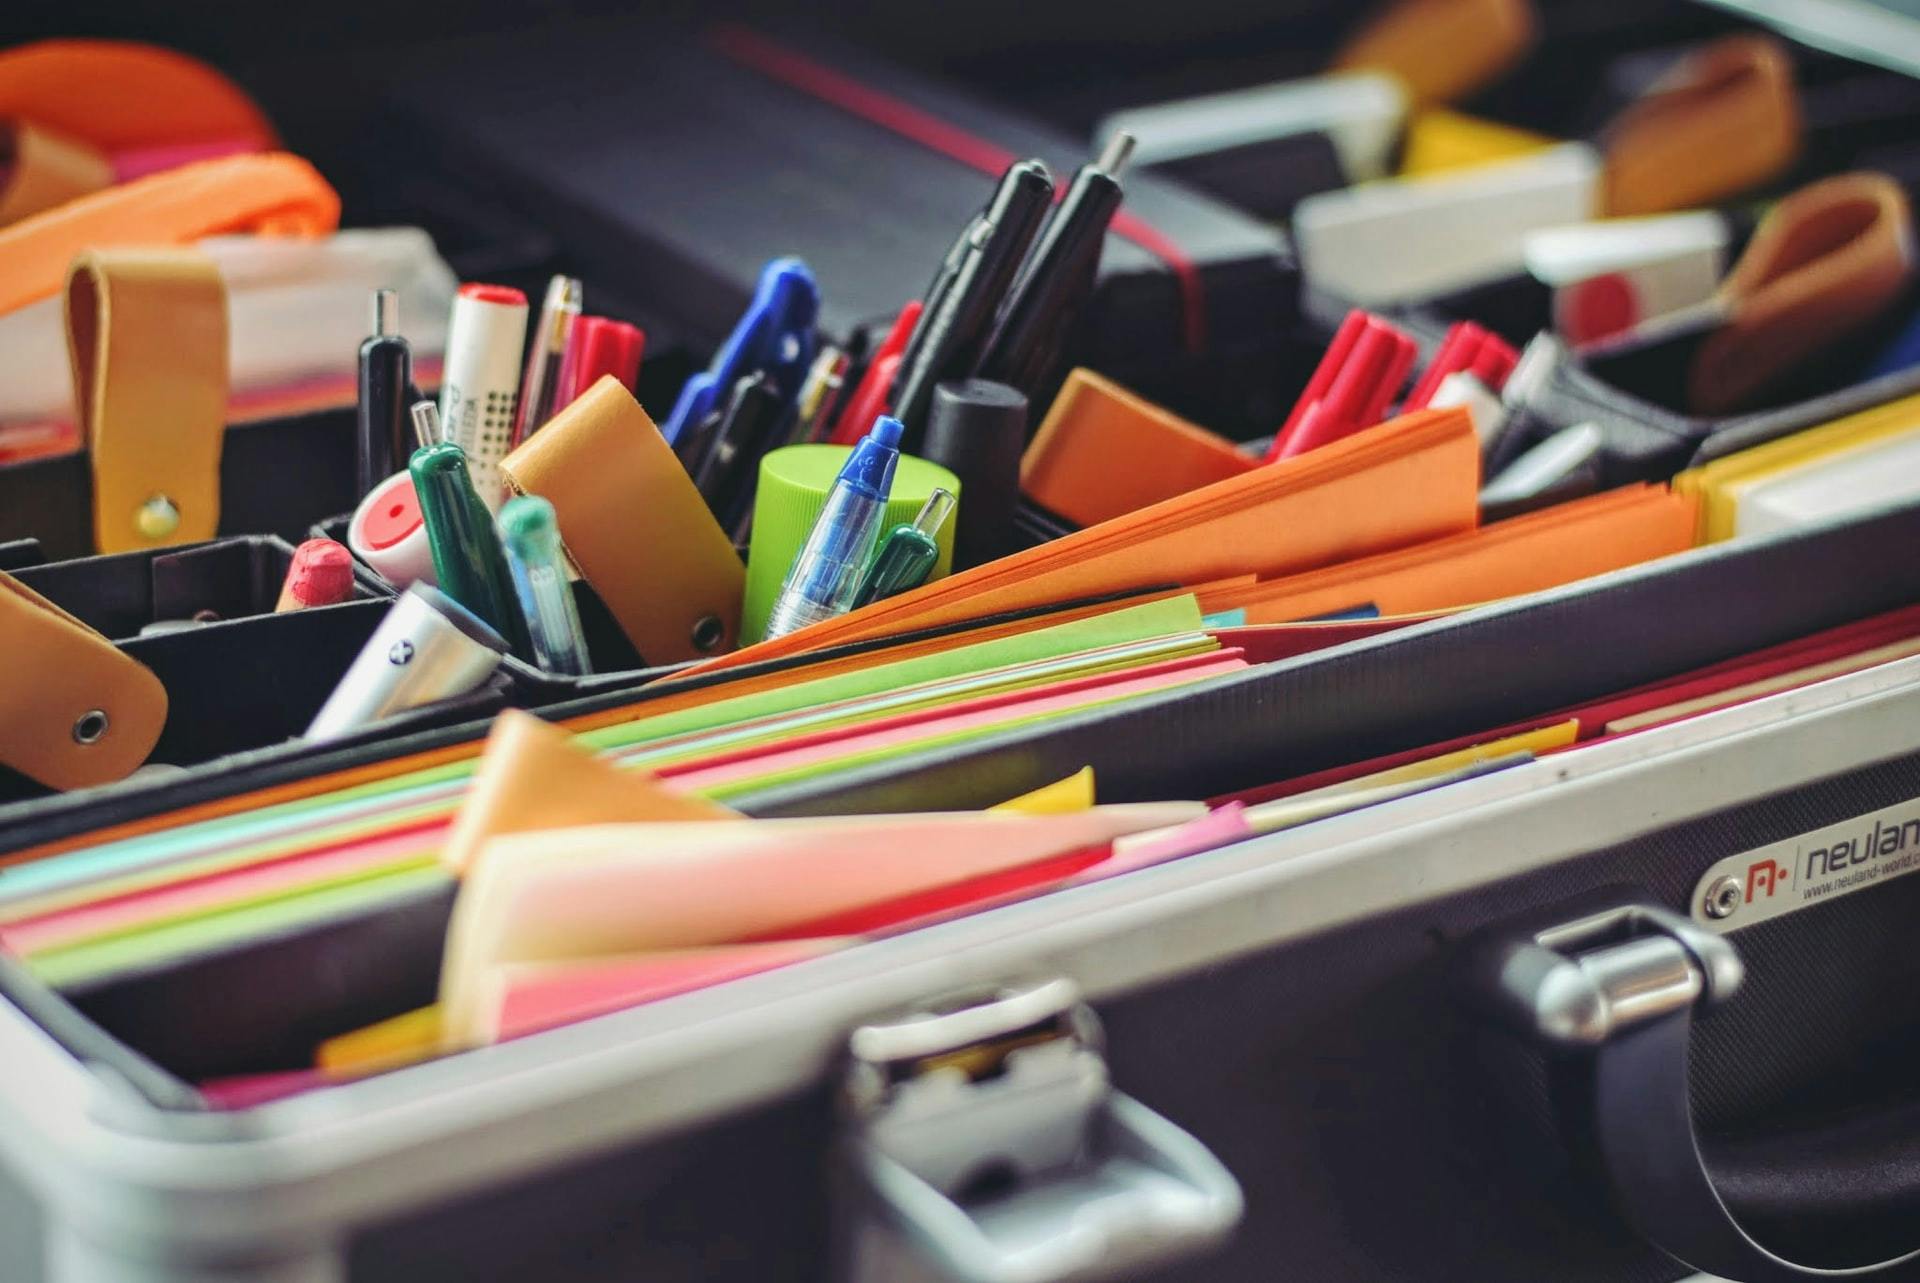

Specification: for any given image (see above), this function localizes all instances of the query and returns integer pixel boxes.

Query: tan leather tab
[501,376,745,663]
[0,120,111,226]
[1332,0,1536,110]
[442,710,737,875]
[65,247,227,554]
[1691,172,1916,416]
[0,571,166,790]
[1600,35,1801,218]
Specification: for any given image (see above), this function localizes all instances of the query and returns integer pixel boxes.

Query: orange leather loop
[0,120,111,227]
[66,247,229,553]
[0,152,337,315]
[1690,172,1916,417]
[501,376,746,664]
[0,571,166,790]
[1600,35,1802,218]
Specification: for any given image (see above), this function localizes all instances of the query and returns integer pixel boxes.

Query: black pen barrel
[889,159,1054,442]
[976,165,1124,399]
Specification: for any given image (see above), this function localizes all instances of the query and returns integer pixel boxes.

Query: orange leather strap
[501,376,745,664]
[1600,35,1801,218]
[0,571,166,790]
[1691,172,1916,416]
[0,120,111,226]
[1332,0,1536,110]
[66,247,229,553]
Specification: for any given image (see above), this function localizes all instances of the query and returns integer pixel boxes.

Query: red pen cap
[1269,312,1416,462]
[278,538,356,609]
[555,315,646,407]
[458,282,528,309]
[1275,309,1369,448]
[1404,321,1520,410]
[830,300,923,445]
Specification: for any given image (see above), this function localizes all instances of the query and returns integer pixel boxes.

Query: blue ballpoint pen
[661,257,820,447]
[763,416,904,639]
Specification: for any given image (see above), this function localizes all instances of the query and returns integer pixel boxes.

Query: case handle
[836,978,1242,1283]
[1469,898,1920,1281]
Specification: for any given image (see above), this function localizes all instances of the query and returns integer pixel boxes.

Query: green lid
[742,446,961,644]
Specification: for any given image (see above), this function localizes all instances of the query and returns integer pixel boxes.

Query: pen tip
[372,288,398,337]
[410,400,444,450]
[1096,130,1136,179]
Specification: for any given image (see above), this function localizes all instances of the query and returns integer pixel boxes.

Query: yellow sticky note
[991,767,1096,815]
[317,1004,444,1077]
[1400,109,1556,177]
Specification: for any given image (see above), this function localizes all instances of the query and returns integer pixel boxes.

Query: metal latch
[1466,899,1745,1049]
[835,978,1243,1283]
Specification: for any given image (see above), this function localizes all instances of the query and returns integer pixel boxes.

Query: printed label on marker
[1691,797,1920,932]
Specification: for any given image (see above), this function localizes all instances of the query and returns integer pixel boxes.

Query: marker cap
[920,379,1027,570]
[347,471,437,589]
[554,316,646,406]
[277,538,357,611]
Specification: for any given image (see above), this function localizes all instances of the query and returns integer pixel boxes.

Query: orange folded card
[1198,484,1699,624]
[1022,369,1258,526]
[681,405,1482,678]
[0,152,338,314]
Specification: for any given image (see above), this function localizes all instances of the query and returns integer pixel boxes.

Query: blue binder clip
[662,257,821,446]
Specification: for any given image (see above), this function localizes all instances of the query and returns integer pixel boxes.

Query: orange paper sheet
[682,405,1481,678]
[1200,485,1699,624]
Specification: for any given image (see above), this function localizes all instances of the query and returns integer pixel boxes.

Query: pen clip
[663,258,820,446]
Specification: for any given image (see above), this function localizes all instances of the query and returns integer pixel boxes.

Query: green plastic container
[742,446,960,644]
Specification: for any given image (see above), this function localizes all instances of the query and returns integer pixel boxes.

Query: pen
[688,370,786,532]
[498,495,593,677]
[511,274,584,446]
[661,257,819,447]
[552,315,645,407]
[275,538,356,612]
[1403,321,1518,410]
[408,412,534,661]
[354,288,413,501]
[830,301,922,445]
[888,159,1054,439]
[763,415,903,639]
[852,487,955,607]
[1266,310,1417,461]
[438,283,529,508]
[976,134,1134,400]
[304,583,508,741]
[789,344,850,446]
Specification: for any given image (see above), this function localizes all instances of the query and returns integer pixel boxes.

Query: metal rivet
[1704,875,1742,920]
[135,494,180,540]
[72,710,109,745]
[691,615,725,653]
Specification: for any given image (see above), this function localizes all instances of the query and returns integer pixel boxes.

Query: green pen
[851,488,957,608]
[408,404,534,661]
